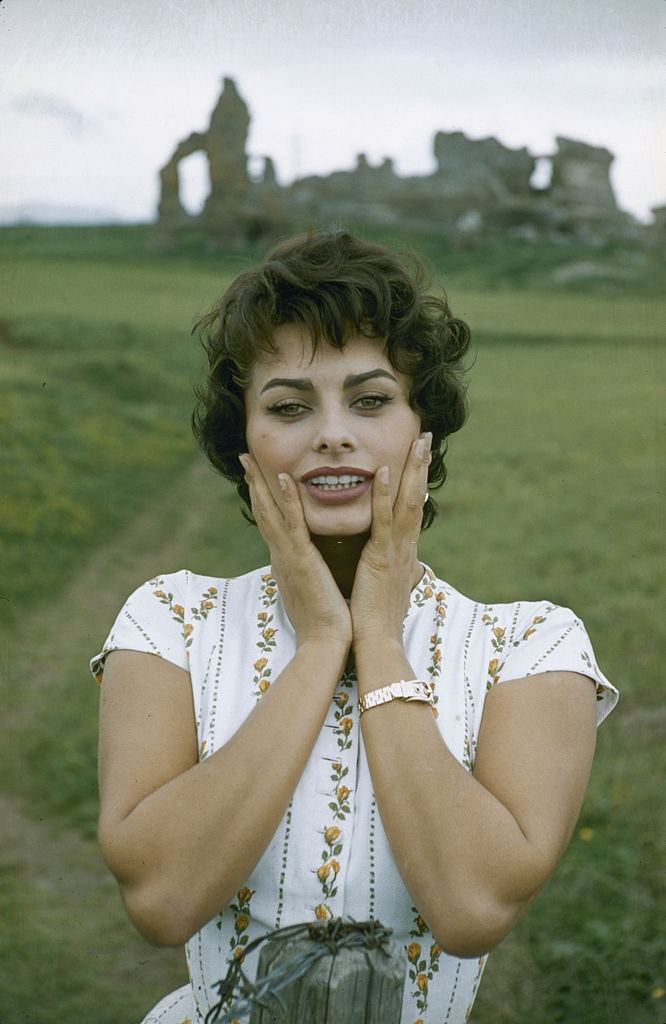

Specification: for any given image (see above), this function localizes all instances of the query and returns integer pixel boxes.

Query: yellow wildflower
[579,827,594,841]
[406,941,421,962]
[651,987,665,999]
[324,826,341,843]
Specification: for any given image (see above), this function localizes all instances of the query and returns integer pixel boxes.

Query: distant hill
[0,202,130,225]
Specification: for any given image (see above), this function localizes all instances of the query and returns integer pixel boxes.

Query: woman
[91,230,618,1024]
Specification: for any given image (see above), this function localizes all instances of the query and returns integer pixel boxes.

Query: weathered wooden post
[207,918,406,1024]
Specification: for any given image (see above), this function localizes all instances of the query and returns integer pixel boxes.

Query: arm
[356,637,597,957]
[98,639,349,946]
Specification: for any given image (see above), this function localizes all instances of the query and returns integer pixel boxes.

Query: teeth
[310,474,365,486]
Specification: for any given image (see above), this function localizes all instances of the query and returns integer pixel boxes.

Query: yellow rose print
[407,941,421,962]
[315,903,331,920]
[324,826,341,843]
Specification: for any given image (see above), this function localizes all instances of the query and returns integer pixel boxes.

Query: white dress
[90,562,618,1024]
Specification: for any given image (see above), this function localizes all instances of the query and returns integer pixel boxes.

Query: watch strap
[358,679,433,715]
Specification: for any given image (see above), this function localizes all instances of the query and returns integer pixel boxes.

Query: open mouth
[303,478,372,503]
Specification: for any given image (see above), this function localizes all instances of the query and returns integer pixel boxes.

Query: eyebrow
[259,368,399,395]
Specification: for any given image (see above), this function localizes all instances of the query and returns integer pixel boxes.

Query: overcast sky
[1,0,663,222]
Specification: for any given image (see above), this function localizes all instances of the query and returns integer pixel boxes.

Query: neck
[311,532,424,601]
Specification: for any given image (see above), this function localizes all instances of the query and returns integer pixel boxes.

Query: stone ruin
[154,76,654,251]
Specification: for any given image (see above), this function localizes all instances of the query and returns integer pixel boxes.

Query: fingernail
[415,439,425,458]
[239,453,249,471]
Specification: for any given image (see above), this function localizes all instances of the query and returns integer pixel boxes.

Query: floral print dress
[90,562,618,1024]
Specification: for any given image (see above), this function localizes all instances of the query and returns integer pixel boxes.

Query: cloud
[10,93,99,135]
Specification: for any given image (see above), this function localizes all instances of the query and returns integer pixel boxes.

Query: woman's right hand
[239,452,353,650]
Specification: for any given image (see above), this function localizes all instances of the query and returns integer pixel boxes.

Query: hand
[239,452,353,650]
[349,432,432,647]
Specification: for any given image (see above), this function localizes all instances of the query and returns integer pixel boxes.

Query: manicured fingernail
[278,473,288,493]
[378,466,389,484]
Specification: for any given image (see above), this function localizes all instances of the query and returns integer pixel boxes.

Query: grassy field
[0,225,664,1022]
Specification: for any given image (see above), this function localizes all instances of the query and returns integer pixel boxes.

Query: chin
[306,514,371,538]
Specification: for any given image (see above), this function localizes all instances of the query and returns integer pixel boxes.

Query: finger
[239,452,281,543]
[396,432,432,524]
[277,473,311,539]
[240,454,309,547]
[369,464,393,548]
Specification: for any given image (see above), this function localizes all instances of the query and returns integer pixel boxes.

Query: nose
[311,403,357,452]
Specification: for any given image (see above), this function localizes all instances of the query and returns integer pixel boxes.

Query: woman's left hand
[350,432,432,647]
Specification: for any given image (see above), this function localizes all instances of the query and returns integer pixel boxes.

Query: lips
[301,465,374,482]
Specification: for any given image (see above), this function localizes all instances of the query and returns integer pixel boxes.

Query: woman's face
[244,323,422,538]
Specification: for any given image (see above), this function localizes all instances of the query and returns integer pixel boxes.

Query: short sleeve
[90,572,190,684]
[494,601,618,726]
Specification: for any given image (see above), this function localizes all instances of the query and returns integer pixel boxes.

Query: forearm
[105,639,349,945]
[355,639,545,956]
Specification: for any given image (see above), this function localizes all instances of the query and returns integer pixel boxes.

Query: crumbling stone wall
[154,77,646,249]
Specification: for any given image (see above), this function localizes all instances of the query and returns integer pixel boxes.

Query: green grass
[0,225,664,1022]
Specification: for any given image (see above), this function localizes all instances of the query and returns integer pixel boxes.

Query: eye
[354,393,392,410]
[267,401,307,417]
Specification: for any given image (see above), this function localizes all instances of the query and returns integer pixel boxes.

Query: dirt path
[0,458,227,1014]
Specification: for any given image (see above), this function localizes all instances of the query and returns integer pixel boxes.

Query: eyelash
[268,394,393,417]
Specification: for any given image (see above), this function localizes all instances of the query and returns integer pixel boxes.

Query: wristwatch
[358,679,434,716]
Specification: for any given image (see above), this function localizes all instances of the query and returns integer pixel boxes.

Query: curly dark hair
[192,228,471,530]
